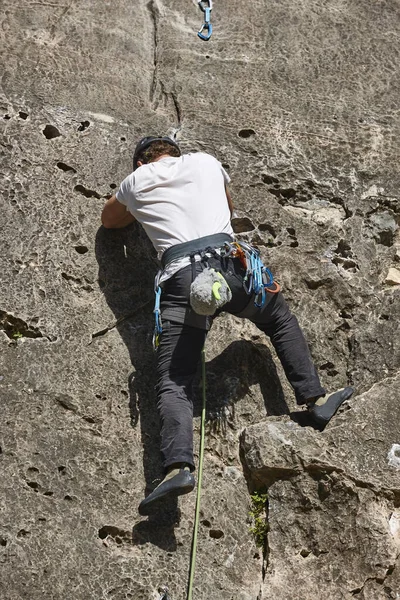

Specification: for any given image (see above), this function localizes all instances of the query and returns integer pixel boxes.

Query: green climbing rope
[187,347,207,600]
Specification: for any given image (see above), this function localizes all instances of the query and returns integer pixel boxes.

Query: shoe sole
[310,386,354,426]
[138,480,195,516]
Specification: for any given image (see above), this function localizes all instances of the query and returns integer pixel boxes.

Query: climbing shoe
[307,386,354,426]
[138,464,195,516]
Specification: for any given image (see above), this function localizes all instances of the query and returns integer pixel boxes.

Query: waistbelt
[161,233,234,268]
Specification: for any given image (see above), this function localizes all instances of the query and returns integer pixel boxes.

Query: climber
[101,136,354,516]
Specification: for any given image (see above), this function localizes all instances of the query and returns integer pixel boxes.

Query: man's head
[133,136,181,171]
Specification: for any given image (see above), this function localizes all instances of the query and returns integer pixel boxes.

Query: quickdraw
[222,241,280,307]
[153,272,163,350]
[197,0,213,41]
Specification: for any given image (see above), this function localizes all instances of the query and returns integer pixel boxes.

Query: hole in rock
[83,415,96,425]
[320,361,334,371]
[394,449,400,458]
[74,245,89,254]
[253,552,260,559]
[0,538,7,547]
[238,128,256,138]
[98,525,129,541]
[209,529,224,539]
[201,519,211,528]
[287,227,296,236]
[250,150,258,156]
[222,163,230,170]
[206,55,210,59]
[0,446,2,454]
[290,241,299,248]
[300,549,310,558]
[43,124,61,139]
[58,466,66,473]
[267,188,281,198]
[3,114,11,120]
[304,179,316,188]
[64,495,74,501]
[18,112,28,120]
[120,137,126,141]
[43,491,53,497]
[109,183,117,189]
[258,223,277,236]
[261,174,279,185]
[335,239,352,258]
[57,162,76,173]
[305,278,332,290]
[38,517,46,522]
[27,467,39,474]
[74,185,101,199]
[231,217,256,233]
[78,120,90,132]
[332,257,358,271]
[280,188,296,199]
[27,481,39,491]
[17,529,30,538]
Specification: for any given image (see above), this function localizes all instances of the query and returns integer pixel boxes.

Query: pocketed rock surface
[0,1,399,599]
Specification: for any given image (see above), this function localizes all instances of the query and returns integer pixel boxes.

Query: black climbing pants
[155,254,325,471]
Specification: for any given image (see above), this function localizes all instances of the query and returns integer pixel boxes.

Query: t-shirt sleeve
[116,173,135,207]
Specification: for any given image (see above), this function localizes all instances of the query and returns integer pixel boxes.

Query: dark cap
[132,136,181,171]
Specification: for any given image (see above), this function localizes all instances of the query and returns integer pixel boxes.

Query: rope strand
[187,347,207,600]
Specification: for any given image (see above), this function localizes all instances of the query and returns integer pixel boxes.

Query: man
[101,136,353,516]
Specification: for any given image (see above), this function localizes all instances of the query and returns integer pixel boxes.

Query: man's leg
[155,320,207,471]
[138,320,206,515]
[251,292,326,405]
[249,291,354,422]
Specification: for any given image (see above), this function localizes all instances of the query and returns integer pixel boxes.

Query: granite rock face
[1,1,400,599]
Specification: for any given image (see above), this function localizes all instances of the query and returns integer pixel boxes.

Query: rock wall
[1,1,399,599]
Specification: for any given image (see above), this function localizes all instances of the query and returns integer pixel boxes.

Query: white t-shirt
[116,152,233,259]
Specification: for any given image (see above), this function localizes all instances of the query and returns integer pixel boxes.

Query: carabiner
[197,0,212,41]
[198,0,213,12]
[198,21,212,41]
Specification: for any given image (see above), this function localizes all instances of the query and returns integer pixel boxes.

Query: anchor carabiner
[197,0,213,41]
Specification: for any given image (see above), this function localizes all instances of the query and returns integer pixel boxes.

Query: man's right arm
[225,185,234,217]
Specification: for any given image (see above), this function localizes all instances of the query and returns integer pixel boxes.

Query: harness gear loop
[197,0,213,41]
[187,347,207,600]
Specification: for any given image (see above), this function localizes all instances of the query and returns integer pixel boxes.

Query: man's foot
[307,387,354,426]
[138,464,195,516]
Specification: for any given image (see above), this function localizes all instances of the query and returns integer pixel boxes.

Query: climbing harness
[187,347,207,600]
[222,241,280,307]
[197,0,213,41]
[152,239,280,347]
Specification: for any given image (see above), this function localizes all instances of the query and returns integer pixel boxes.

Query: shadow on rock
[131,503,181,552]
[95,223,180,548]
[202,340,288,432]
[289,410,323,431]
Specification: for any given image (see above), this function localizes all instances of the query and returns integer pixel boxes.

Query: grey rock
[241,375,400,599]
[1,0,400,598]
